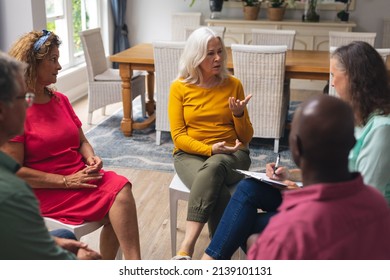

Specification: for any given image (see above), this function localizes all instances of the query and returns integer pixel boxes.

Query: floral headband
[33,30,51,52]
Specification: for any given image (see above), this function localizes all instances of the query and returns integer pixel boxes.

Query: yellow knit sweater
[168,75,254,156]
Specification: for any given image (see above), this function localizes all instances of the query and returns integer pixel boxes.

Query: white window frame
[45,0,101,70]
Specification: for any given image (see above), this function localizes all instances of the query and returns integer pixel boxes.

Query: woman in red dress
[3,30,140,260]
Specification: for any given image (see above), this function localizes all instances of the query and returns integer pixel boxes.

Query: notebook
[234,169,303,189]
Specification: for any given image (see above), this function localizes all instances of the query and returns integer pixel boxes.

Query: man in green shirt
[0,51,100,260]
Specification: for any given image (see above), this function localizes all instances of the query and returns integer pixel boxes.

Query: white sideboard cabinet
[206,19,356,50]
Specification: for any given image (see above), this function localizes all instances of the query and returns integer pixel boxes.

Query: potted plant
[336,0,351,22]
[266,0,295,21]
[302,0,320,22]
[242,0,263,20]
[189,0,225,19]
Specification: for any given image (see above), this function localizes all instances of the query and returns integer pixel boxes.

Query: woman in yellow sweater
[168,27,254,259]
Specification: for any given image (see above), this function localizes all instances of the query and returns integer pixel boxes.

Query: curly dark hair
[331,41,390,125]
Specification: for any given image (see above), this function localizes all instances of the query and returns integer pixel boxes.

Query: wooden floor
[72,89,321,260]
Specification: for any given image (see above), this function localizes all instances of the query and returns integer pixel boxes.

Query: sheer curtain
[110,0,130,68]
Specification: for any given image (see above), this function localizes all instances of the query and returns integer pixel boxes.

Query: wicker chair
[171,12,202,41]
[329,31,376,48]
[231,44,288,153]
[80,28,146,124]
[328,47,390,97]
[153,41,186,145]
[251,29,296,49]
[185,26,226,40]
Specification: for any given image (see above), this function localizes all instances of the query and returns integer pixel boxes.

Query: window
[45,0,100,70]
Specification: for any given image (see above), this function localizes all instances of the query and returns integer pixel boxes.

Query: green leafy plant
[267,0,295,8]
[242,0,263,7]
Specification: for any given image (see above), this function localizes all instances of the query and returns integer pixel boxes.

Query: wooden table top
[110,43,390,81]
[110,43,331,80]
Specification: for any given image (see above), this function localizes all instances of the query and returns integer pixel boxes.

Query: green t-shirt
[0,152,76,260]
[349,114,390,205]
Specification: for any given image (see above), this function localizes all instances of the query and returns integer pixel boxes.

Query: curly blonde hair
[8,30,61,92]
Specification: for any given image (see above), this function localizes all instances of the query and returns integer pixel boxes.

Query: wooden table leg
[146,71,156,116]
[119,63,133,137]
[119,65,156,136]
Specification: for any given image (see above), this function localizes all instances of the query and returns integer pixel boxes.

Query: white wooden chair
[79,28,146,124]
[169,173,245,259]
[231,44,288,153]
[185,26,226,40]
[328,46,390,97]
[44,217,123,259]
[153,41,186,145]
[251,29,296,50]
[171,12,202,41]
[329,31,376,48]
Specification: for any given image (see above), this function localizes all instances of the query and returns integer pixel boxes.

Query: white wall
[127,0,388,48]
[0,0,46,52]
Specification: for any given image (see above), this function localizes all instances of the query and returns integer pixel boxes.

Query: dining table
[110,43,390,137]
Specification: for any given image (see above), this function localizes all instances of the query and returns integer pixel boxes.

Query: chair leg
[140,92,146,118]
[116,247,123,260]
[156,131,161,145]
[88,112,93,125]
[239,248,246,260]
[274,139,279,153]
[169,189,178,257]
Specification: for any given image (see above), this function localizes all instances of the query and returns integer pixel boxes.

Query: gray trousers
[173,148,251,236]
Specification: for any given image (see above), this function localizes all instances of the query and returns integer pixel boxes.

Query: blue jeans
[205,178,282,259]
[50,229,77,240]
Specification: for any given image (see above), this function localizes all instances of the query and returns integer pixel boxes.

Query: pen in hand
[273,153,281,175]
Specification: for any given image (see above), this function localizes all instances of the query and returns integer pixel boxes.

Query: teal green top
[349,114,390,205]
[0,152,76,260]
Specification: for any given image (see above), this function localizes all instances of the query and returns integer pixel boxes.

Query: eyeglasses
[15,92,35,107]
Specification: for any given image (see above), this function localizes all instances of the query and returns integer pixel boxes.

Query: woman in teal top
[201,41,390,260]
[331,41,390,204]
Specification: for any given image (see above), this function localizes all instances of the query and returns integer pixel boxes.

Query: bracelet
[62,176,70,188]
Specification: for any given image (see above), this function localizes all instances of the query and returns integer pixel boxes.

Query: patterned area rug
[85,99,300,173]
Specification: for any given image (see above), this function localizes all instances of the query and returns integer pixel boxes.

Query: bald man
[247,95,390,260]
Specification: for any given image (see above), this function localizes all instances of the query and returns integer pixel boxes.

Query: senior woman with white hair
[168,27,254,259]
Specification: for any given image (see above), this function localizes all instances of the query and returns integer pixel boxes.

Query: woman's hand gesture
[85,155,103,173]
[229,94,252,117]
[212,139,242,154]
[63,166,103,189]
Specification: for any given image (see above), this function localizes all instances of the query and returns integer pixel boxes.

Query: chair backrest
[382,18,390,48]
[171,12,202,41]
[153,41,186,133]
[80,28,109,81]
[251,29,296,50]
[377,48,390,62]
[328,46,390,96]
[329,31,376,48]
[231,44,288,139]
[185,26,226,40]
